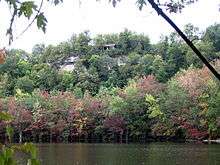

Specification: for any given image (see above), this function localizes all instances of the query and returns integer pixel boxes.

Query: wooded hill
[0,23,220,143]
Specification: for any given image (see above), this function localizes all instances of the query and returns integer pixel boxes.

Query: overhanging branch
[147,0,220,81]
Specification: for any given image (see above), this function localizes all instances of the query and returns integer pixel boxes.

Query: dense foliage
[0,24,220,143]
[0,111,40,165]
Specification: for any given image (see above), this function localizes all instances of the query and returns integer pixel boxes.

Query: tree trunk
[126,130,129,143]
[120,132,123,143]
[19,131,22,143]
[50,131,52,143]
[208,133,212,144]
[39,133,42,143]
[144,133,146,143]
[32,132,37,143]
[85,134,88,143]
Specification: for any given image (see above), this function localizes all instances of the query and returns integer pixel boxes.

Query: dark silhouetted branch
[147,0,220,81]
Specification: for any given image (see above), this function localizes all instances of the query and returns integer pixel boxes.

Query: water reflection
[34,143,220,165]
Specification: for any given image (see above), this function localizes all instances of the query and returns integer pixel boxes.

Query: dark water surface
[33,143,220,165]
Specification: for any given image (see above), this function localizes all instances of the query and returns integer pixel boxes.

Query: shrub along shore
[0,64,220,143]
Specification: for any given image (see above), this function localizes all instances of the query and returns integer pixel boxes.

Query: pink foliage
[26,92,86,136]
[83,96,105,115]
[176,67,211,99]
[51,119,66,134]
[39,91,50,99]
[137,75,164,95]
[7,98,32,125]
[67,109,84,136]
[104,116,125,134]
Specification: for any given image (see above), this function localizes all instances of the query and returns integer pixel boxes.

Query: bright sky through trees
[0,0,219,52]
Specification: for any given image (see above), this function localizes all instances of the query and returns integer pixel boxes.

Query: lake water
[32,143,220,165]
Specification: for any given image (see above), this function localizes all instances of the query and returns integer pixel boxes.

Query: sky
[0,0,219,52]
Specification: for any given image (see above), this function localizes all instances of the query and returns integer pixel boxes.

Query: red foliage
[51,119,66,134]
[7,98,32,130]
[26,92,86,137]
[27,110,48,132]
[171,116,208,140]
[67,108,84,136]
[83,93,105,114]
[104,116,125,134]
[181,122,208,140]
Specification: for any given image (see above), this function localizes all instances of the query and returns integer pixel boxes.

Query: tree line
[0,23,220,143]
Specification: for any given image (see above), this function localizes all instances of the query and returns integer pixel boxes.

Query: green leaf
[21,143,38,158]
[36,13,48,33]
[27,158,40,165]
[6,126,14,142]
[0,146,16,165]
[19,1,37,19]
[146,94,163,119]
[0,112,13,121]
